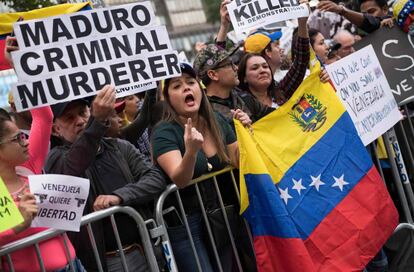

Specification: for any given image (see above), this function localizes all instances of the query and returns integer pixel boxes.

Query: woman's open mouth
[184,94,195,107]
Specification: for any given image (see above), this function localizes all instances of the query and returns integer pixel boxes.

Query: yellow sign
[0,177,24,232]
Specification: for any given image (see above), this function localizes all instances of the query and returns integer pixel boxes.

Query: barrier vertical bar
[195,183,224,272]
[370,141,386,182]
[110,215,129,272]
[397,121,414,169]
[6,254,15,272]
[404,104,414,140]
[86,223,104,272]
[212,176,243,271]
[61,233,75,272]
[387,128,414,211]
[384,130,414,223]
[230,170,255,249]
[34,243,46,272]
[175,189,203,272]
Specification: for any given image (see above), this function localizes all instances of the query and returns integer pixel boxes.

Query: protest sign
[325,45,402,146]
[11,2,179,112]
[29,174,89,232]
[227,0,309,35]
[0,177,24,232]
[355,27,414,106]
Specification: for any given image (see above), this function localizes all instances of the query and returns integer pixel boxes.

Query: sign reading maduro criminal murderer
[227,0,309,35]
[29,174,89,232]
[11,2,179,112]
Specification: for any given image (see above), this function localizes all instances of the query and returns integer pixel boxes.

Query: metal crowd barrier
[151,166,254,272]
[0,206,159,272]
[369,105,414,270]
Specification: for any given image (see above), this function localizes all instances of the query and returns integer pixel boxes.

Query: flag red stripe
[254,236,316,272]
[305,166,398,271]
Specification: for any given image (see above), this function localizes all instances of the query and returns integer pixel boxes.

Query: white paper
[29,174,90,232]
[227,0,309,36]
[326,45,403,145]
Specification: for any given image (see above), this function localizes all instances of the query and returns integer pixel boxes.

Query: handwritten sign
[0,177,24,232]
[227,0,309,36]
[29,174,89,232]
[326,45,402,146]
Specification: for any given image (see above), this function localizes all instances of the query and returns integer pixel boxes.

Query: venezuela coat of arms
[289,94,327,132]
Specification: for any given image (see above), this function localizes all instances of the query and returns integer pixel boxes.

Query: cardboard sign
[11,2,178,112]
[29,174,90,232]
[326,45,402,146]
[354,27,414,106]
[0,177,24,232]
[227,0,309,35]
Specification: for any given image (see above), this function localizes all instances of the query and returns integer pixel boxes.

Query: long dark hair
[162,76,229,163]
[0,108,12,141]
[292,27,320,60]
[237,52,279,101]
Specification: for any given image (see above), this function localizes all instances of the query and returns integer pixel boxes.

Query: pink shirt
[0,107,75,272]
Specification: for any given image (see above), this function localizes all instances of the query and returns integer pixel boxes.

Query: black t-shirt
[152,113,236,213]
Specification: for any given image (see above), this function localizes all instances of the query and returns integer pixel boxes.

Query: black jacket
[44,117,167,271]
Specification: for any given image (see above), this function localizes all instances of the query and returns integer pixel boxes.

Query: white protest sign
[326,45,402,146]
[227,0,309,36]
[29,174,90,232]
[11,2,179,112]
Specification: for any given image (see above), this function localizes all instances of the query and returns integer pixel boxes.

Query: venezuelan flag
[0,3,92,70]
[236,62,399,271]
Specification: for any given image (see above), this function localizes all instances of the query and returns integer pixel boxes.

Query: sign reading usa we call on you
[326,45,402,146]
[11,2,180,112]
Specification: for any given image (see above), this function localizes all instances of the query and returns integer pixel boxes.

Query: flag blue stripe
[244,112,373,239]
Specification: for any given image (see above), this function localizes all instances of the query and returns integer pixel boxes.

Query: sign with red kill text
[227,0,309,36]
[29,174,90,232]
[325,45,402,146]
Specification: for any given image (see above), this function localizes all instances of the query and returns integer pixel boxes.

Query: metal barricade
[151,167,254,272]
[0,206,159,272]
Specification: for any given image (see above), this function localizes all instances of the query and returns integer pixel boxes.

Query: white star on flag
[278,187,293,205]
[332,174,349,191]
[292,178,306,195]
[310,174,325,191]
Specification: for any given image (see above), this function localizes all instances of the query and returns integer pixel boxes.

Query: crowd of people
[1,0,413,271]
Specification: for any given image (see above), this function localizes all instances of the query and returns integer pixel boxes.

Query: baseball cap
[163,63,197,93]
[51,99,90,119]
[193,43,240,79]
[244,31,282,53]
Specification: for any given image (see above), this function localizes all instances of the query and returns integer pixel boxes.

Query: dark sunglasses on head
[0,131,27,146]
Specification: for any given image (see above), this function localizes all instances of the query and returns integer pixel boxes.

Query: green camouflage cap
[193,44,234,78]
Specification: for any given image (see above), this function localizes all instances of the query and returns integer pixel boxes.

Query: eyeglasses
[0,131,27,146]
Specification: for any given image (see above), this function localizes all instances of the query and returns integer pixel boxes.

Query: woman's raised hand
[13,193,38,234]
[184,118,204,154]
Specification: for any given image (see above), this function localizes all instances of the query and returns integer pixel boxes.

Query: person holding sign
[45,85,167,271]
[237,0,311,109]
[152,63,250,272]
[0,106,83,271]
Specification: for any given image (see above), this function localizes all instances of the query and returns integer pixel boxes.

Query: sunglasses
[0,131,27,146]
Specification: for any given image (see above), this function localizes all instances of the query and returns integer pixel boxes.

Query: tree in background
[0,0,55,12]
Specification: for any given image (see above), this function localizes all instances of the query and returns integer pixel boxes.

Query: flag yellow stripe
[251,66,346,185]
[237,65,347,213]
[0,3,91,35]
